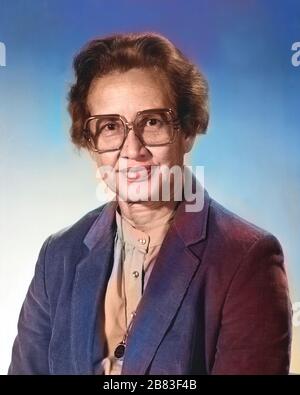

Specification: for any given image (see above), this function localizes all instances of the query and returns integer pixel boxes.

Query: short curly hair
[68,32,209,149]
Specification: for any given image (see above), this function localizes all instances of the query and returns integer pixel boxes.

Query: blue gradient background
[0,0,299,374]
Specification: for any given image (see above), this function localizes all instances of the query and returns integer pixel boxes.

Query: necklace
[114,312,135,359]
[114,215,136,359]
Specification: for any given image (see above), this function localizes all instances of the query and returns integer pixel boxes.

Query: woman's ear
[88,149,98,163]
[183,134,196,153]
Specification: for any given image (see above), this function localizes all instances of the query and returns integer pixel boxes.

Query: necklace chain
[114,217,136,359]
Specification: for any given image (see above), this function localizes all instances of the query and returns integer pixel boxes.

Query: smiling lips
[119,165,153,182]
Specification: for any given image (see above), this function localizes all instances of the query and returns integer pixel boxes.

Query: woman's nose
[120,128,148,159]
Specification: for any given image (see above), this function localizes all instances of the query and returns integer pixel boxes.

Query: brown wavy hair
[68,32,209,149]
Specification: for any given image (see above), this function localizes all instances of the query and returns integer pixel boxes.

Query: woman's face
[86,68,195,202]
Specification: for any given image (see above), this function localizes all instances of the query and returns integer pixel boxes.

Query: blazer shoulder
[208,198,279,251]
[45,202,108,252]
[205,198,286,305]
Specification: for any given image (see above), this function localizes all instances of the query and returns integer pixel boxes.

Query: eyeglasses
[83,108,180,153]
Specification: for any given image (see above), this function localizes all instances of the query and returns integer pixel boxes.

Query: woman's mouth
[120,165,153,183]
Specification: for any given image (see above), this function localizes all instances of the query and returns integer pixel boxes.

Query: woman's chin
[115,177,161,203]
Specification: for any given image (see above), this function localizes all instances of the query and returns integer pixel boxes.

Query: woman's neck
[117,199,178,232]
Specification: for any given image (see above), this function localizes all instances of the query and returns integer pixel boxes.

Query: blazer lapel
[70,200,117,374]
[122,187,211,375]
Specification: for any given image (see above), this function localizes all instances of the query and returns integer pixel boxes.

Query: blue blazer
[8,189,292,374]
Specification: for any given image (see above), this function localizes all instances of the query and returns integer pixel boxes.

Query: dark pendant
[114,342,126,359]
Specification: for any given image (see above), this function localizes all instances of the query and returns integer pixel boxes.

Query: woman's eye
[104,123,116,130]
[146,118,161,127]
[101,123,119,134]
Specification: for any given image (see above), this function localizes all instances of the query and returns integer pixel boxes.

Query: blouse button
[138,238,146,245]
[132,271,139,278]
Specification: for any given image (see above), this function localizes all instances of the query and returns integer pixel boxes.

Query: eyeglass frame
[83,108,181,154]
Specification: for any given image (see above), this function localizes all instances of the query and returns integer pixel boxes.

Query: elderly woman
[9,32,291,375]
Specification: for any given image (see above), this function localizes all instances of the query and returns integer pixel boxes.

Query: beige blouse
[100,206,176,375]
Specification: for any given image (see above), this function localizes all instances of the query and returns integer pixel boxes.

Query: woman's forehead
[87,68,174,115]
